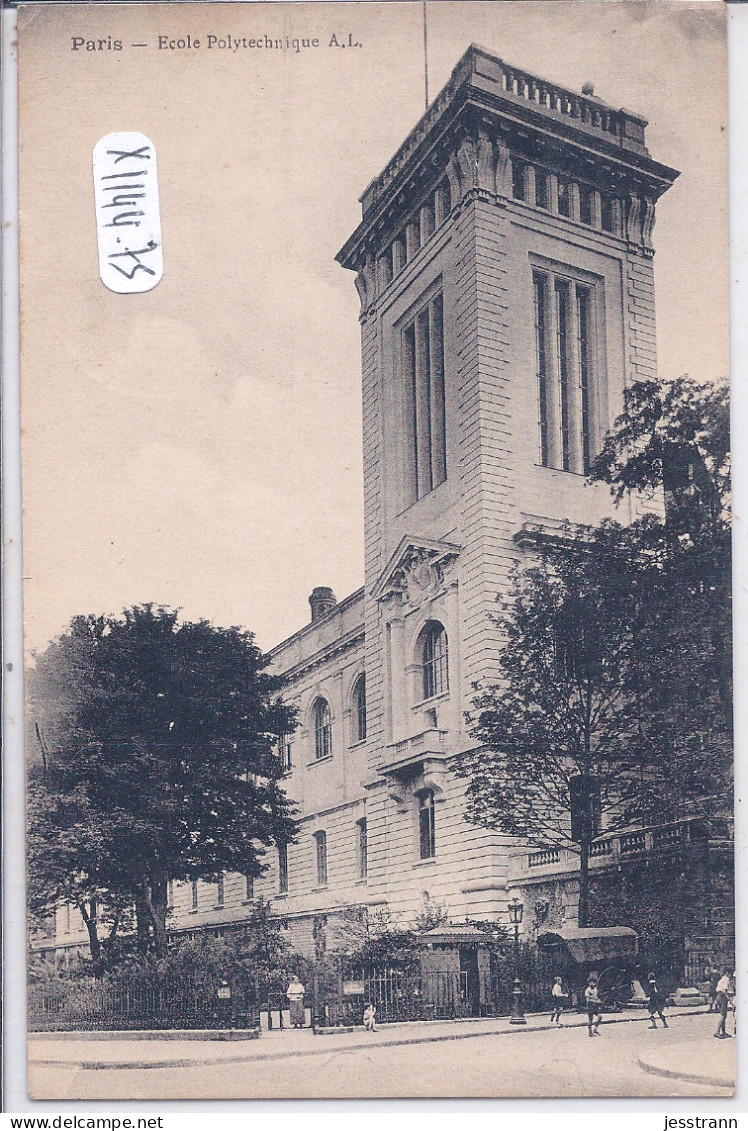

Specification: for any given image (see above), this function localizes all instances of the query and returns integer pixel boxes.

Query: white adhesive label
[93,132,163,293]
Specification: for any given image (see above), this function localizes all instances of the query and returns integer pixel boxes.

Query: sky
[17,0,729,659]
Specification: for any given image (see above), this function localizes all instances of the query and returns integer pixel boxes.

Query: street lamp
[508,897,526,1025]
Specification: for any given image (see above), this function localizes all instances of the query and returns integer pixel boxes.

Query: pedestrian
[584,976,603,1037]
[286,973,306,1029]
[714,967,732,1039]
[646,973,668,1029]
[707,962,720,1012]
[363,1001,377,1032]
[550,976,567,1026]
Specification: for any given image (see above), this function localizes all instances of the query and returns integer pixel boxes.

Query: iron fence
[28,976,259,1032]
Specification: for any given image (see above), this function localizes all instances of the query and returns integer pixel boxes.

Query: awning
[419,924,491,946]
[536,926,638,964]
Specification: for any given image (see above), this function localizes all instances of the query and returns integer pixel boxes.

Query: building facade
[54,46,728,969]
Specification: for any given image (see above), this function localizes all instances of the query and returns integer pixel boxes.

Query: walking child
[584,976,603,1037]
[550,977,567,1026]
[646,974,668,1029]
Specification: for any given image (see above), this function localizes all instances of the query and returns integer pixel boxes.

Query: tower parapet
[338,44,678,313]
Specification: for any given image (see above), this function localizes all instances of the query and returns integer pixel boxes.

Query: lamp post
[508,897,526,1025]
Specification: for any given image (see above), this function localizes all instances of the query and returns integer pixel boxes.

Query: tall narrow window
[555,281,572,471]
[314,831,328,886]
[403,293,446,503]
[534,272,550,467]
[279,733,293,773]
[576,286,592,473]
[422,622,449,700]
[167,880,174,907]
[245,874,254,901]
[191,880,199,910]
[278,844,289,894]
[216,873,224,907]
[532,266,600,475]
[352,675,367,743]
[356,817,368,879]
[313,698,332,760]
[418,790,436,860]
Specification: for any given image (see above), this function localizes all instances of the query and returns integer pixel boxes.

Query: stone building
[50,47,730,978]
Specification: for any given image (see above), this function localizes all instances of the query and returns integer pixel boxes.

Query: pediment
[371,535,461,605]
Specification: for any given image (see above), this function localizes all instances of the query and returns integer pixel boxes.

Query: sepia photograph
[15,0,734,1102]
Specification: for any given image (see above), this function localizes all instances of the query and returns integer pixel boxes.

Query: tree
[459,377,731,927]
[589,375,732,805]
[28,604,298,958]
[458,529,660,927]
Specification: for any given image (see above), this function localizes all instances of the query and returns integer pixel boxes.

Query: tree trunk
[143,874,169,956]
[135,887,151,955]
[78,898,102,975]
[577,840,590,928]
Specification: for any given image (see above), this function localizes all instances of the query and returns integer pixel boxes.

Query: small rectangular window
[245,874,254,900]
[579,185,593,226]
[278,844,289,894]
[191,880,199,910]
[601,196,616,233]
[557,178,571,218]
[535,171,549,210]
[512,160,526,201]
[216,874,224,907]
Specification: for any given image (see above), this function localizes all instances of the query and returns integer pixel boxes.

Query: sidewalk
[29,1005,705,1072]
[638,1019,736,1090]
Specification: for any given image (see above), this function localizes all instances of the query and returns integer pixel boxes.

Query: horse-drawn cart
[536,926,646,1011]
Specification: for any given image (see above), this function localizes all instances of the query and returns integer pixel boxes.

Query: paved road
[29,1012,733,1101]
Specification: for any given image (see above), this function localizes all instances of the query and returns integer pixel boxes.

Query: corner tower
[337,46,678,920]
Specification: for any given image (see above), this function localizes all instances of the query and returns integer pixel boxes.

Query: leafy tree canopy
[459,377,731,927]
[28,604,298,957]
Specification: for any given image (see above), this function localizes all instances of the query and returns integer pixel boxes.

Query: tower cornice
[337,44,679,277]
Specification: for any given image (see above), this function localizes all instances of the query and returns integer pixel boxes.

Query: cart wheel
[597,966,633,1011]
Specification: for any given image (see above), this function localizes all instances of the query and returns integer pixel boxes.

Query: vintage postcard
[16,0,734,1102]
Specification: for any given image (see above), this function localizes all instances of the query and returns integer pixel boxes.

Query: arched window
[417,789,436,859]
[421,622,449,700]
[313,698,332,760]
[352,675,366,743]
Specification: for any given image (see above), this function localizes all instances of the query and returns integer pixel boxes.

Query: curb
[29,1028,260,1043]
[637,1054,735,1091]
[30,1008,708,1072]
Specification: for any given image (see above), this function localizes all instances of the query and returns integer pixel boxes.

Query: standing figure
[584,976,603,1037]
[286,973,306,1029]
[714,967,732,1039]
[646,974,669,1029]
[363,1001,377,1032]
[550,977,567,1027]
[707,963,720,1012]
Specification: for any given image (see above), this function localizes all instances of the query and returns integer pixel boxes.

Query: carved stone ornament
[372,536,461,608]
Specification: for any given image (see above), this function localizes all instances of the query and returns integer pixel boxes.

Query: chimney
[309,586,336,623]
